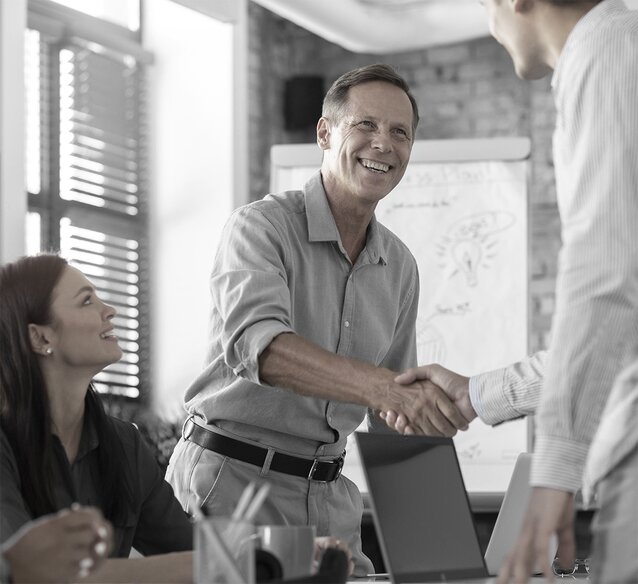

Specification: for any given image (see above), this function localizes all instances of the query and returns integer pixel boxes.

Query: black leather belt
[183,419,345,482]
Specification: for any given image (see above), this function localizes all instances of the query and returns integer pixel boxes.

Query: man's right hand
[381,364,476,435]
[380,372,472,437]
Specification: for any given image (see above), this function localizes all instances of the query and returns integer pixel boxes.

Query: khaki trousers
[166,436,374,576]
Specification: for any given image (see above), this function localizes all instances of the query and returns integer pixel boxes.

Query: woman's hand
[313,536,354,576]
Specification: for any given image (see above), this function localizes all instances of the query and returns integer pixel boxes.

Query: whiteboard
[270,138,531,494]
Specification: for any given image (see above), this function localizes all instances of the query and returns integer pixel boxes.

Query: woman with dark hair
[0,254,193,582]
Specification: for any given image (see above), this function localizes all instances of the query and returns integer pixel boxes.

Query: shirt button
[344,321,350,328]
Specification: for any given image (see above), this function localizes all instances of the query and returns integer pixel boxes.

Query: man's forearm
[258,332,395,410]
[258,333,469,436]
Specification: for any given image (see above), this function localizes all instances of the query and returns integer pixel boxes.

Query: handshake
[378,364,477,437]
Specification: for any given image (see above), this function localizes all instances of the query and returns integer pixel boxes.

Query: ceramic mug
[258,525,316,579]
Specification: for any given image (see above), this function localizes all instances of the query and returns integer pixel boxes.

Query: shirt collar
[51,409,99,465]
[303,170,387,265]
[365,215,387,266]
[74,404,100,462]
[305,170,341,243]
[552,0,627,90]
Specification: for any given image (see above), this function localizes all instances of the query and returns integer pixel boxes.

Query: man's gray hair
[322,63,419,136]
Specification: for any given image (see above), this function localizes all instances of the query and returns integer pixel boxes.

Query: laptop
[354,432,555,584]
[484,452,545,575]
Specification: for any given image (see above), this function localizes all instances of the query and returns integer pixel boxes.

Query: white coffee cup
[258,525,316,579]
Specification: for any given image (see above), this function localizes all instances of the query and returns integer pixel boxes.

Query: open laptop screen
[355,432,488,583]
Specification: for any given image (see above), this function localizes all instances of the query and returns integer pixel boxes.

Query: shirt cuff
[530,435,590,492]
[232,320,293,384]
[468,375,486,419]
[469,368,521,425]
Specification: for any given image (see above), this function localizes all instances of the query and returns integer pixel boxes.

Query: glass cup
[195,517,256,584]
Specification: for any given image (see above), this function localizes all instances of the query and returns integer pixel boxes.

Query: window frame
[26,0,152,401]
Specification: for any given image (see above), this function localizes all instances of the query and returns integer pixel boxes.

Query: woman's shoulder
[104,415,162,470]
[105,415,139,435]
[103,415,144,454]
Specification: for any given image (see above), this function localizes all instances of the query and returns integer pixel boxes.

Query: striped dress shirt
[471,0,638,493]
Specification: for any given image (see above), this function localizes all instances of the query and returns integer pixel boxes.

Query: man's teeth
[361,159,390,172]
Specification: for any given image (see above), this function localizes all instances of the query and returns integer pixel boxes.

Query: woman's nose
[104,302,117,319]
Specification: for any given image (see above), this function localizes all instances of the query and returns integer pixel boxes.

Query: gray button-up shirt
[184,171,419,458]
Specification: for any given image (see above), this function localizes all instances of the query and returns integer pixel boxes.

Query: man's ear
[316,117,331,151]
[28,323,52,356]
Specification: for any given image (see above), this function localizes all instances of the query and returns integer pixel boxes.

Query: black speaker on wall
[284,75,324,131]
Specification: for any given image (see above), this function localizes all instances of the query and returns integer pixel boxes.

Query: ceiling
[251,0,638,54]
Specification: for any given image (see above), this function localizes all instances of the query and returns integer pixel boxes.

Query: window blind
[26,2,150,400]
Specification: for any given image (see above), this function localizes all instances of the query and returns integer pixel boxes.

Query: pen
[242,483,271,521]
[192,505,245,583]
[231,481,256,520]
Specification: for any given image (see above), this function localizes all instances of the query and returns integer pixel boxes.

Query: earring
[45,347,53,355]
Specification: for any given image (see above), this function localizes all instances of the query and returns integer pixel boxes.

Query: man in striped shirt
[384,1,638,582]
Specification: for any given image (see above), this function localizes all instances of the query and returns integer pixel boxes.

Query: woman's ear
[28,323,52,356]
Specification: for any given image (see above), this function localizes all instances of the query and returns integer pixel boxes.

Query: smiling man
[165,64,470,574]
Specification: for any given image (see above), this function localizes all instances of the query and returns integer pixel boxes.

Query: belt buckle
[307,459,323,482]
[333,455,344,481]
[182,417,195,440]
[307,455,344,482]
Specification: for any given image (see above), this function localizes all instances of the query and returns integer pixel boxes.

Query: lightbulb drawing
[436,211,515,288]
[416,319,447,363]
[451,239,482,287]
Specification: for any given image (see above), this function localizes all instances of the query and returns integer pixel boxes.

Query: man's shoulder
[235,190,306,223]
[572,6,638,56]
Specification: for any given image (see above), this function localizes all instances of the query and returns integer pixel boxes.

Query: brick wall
[248,3,560,353]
